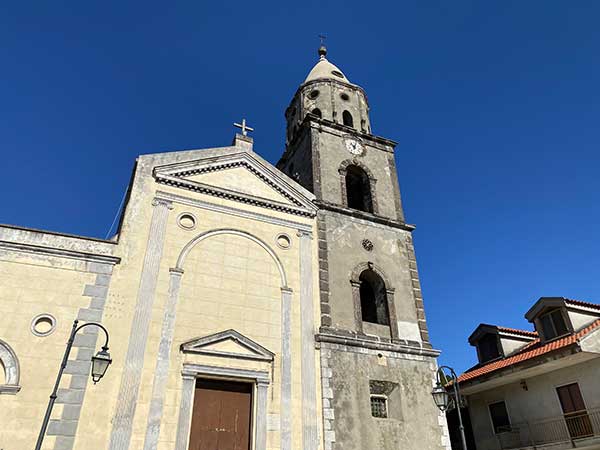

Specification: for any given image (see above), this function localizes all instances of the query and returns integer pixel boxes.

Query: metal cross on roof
[319,34,327,45]
[234,118,254,136]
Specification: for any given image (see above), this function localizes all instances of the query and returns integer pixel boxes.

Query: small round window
[276,233,292,250]
[309,90,320,99]
[177,213,197,230]
[340,93,350,101]
[331,70,344,78]
[31,314,57,337]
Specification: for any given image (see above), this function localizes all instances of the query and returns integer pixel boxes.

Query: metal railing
[497,408,600,449]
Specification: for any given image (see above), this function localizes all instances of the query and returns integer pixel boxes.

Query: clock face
[345,138,364,156]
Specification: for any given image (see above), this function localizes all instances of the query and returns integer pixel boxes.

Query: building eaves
[459,318,600,384]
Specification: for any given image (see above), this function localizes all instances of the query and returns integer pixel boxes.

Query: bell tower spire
[276,48,446,450]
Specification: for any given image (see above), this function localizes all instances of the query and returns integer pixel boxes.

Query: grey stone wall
[280,68,445,449]
[313,128,400,220]
[284,79,371,146]
[321,342,446,450]
[319,210,422,343]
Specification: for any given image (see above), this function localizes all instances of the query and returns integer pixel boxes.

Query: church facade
[0,47,449,450]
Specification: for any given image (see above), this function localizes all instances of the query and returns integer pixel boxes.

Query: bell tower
[278,46,449,450]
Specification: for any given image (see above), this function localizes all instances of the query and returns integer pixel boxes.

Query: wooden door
[188,379,253,450]
[556,383,593,439]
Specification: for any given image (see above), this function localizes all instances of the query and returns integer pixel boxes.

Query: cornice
[315,200,415,232]
[157,157,305,207]
[316,332,440,357]
[286,78,371,114]
[155,175,315,217]
[155,191,313,232]
[153,152,317,218]
[0,240,121,265]
[308,117,398,148]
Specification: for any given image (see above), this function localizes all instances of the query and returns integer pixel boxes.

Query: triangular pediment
[153,151,316,217]
[180,329,274,362]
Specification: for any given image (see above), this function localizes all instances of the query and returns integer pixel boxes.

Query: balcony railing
[497,408,600,449]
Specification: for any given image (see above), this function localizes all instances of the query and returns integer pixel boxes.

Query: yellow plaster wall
[0,150,323,450]
[0,256,97,450]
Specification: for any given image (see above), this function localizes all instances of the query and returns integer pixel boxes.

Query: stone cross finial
[234,118,254,136]
[318,34,327,59]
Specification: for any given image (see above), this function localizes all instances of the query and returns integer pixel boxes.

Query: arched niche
[176,228,288,288]
[0,339,21,394]
[349,262,399,340]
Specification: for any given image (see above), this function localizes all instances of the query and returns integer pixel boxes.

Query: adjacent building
[0,47,449,450]
[458,297,600,450]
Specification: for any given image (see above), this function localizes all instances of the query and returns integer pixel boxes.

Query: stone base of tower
[318,337,451,450]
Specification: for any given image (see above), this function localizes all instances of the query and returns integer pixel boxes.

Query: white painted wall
[467,355,600,450]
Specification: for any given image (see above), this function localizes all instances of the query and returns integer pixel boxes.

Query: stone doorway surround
[175,364,270,450]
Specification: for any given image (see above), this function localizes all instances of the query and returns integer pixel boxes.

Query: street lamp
[35,319,112,450]
[91,347,112,384]
[432,382,451,411]
[431,365,468,450]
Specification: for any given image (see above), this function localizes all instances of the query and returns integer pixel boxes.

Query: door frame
[175,364,270,450]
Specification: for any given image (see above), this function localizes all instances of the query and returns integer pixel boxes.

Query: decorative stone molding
[174,365,271,450]
[0,240,121,265]
[175,229,287,287]
[275,233,292,250]
[338,159,379,214]
[47,262,114,450]
[349,262,400,341]
[316,213,332,327]
[314,200,413,231]
[109,197,173,450]
[316,333,440,358]
[298,230,319,450]
[349,261,392,286]
[162,161,301,206]
[320,348,336,450]
[142,228,294,450]
[155,190,312,233]
[386,154,405,222]
[153,152,317,218]
[337,159,377,181]
[176,212,197,231]
[180,329,275,362]
[403,235,432,348]
[30,313,57,337]
[0,339,21,394]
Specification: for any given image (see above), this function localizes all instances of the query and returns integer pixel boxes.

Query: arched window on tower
[342,110,354,128]
[345,165,373,213]
[312,108,322,118]
[359,269,389,325]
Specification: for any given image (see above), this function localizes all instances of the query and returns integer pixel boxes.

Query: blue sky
[2,1,599,372]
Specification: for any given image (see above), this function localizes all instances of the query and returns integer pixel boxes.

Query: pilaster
[108,197,173,450]
[298,230,319,450]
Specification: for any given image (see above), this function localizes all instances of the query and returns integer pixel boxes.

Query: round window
[276,234,292,250]
[31,314,57,337]
[331,70,344,78]
[309,90,320,99]
[340,93,350,101]
[177,213,197,230]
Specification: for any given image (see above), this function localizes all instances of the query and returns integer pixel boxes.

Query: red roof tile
[565,299,600,310]
[459,319,600,384]
[497,326,538,338]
